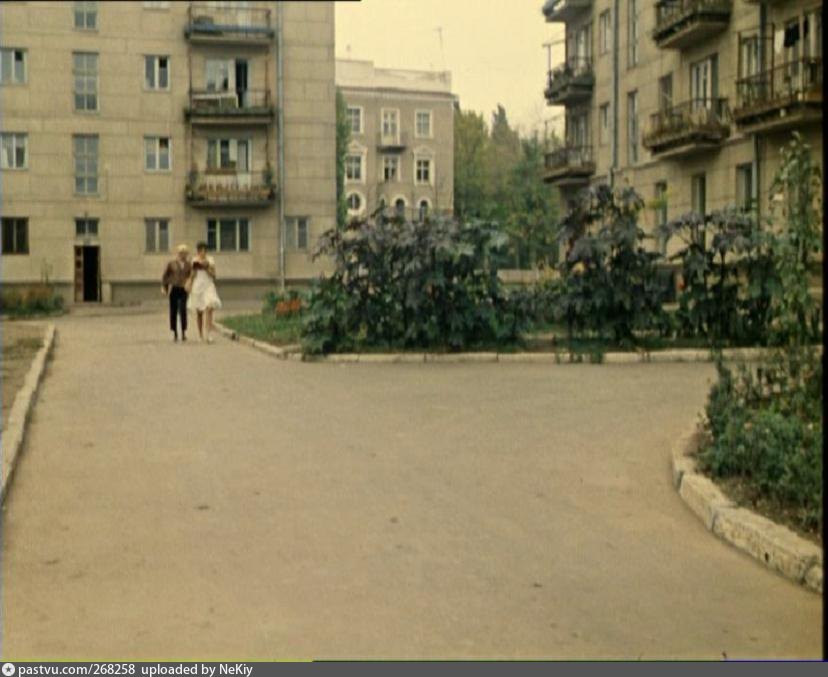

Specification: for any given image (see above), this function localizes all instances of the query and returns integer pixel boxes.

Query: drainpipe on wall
[610,0,620,188]
[276,2,286,293]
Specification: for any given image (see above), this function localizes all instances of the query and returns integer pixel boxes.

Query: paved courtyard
[1,310,821,659]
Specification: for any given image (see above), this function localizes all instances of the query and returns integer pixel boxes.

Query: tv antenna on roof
[435,26,446,70]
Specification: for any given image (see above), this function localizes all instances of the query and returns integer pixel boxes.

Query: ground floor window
[1,217,28,254]
[418,199,430,222]
[207,218,249,252]
[394,198,406,218]
[346,192,364,216]
[145,218,169,252]
[286,216,309,250]
[75,217,99,237]
[736,163,754,212]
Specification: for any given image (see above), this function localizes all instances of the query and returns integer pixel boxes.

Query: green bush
[301,215,530,354]
[0,285,64,316]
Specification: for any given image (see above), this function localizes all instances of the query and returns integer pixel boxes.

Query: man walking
[161,244,192,342]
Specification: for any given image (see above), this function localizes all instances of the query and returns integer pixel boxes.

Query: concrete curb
[1,324,57,504]
[214,321,804,366]
[671,424,823,594]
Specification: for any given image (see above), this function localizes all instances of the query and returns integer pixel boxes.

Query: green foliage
[301,216,530,354]
[0,285,64,316]
[222,313,304,347]
[554,186,669,344]
[335,88,351,230]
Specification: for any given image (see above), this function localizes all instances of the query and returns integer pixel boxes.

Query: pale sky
[335,0,566,136]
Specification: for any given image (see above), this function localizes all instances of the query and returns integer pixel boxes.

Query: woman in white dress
[187,241,222,343]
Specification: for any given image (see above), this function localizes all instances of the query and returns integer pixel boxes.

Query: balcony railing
[543,145,595,186]
[642,98,730,158]
[734,58,823,132]
[376,130,409,150]
[545,57,594,106]
[542,0,592,23]
[186,170,276,207]
[185,89,274,123]
[185,3,274,44]
[653,0,732,49]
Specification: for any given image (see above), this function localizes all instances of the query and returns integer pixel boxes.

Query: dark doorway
[74,245,101,302]
[235,59,248,107]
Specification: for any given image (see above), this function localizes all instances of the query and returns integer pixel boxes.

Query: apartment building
[336,59,456,222]
[541,0,823,253]
[0,1,336,304]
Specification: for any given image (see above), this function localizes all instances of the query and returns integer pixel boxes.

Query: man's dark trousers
[169,286,188,335]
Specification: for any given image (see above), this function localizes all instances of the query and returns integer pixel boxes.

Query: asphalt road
[1,310,821,659]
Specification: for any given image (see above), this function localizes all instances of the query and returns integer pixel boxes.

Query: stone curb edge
[1,324,57,504]
[214,322,801,365]
[671,425,823,594]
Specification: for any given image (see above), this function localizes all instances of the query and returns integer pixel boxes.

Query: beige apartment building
[0,0,336,304]
[336,59,456,222]
[541,0,823,253]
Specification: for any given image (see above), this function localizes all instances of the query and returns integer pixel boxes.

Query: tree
[453,107,489,221]
[484,105,521,225]
[335,88,350,229]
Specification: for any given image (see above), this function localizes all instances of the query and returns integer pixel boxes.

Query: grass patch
[222,313,304,346]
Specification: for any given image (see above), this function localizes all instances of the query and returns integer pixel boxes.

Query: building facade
[0,0,336,304]
[541,0,823,255]
[336,59,455,222]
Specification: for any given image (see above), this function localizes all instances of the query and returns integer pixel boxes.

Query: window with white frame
[381,109,399,139]
[73,134,98,194]
[0,48,27,84]
[690,54,718,108]
[598,104,609,146]
[345,153,363,182]
[145,55,169,90]
[383,156,399,182]
[346,106,363,134]
[145,136,171,171]
[1,133,27,169]
[207,218,250,252]
[415,110,432,138]
[627,91,638,165]
[75,217,99,237]
[599,10,611,55]
[74,1,97,30]
[145,218,170,252]
[346,192,364,215]
[1,217,28,255]
[627,0,638,68]
[205,59,234,91]
[206,138,250,171]
[415,157,432,185]
[73,52,98,111]
[285,216,309,250]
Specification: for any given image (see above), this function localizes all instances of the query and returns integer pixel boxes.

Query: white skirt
[189,270,222,311]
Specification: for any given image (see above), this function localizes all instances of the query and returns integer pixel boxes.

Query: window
[206,138,250,171]
[415,158,432,185]
[568,111,589,148]
[145,56,169,90]
[73,135,98,195]
[599,10,611,55]
[0,48,26,85]
[74,1,97,30]
[654,182,668,254]
[345,154,363,182]
[627,0,638,67]
[383,156,399,182]
[75,218,99,237]
[1,217,28,255]
[418,199,430,222]
[736,164,754,212]
[205,59,235,91]
[627,91,638,165]
[346,106,362,134]
[381,109,399,139]
[692,173,706,216]
[285,217,309,250]
[145,136,171,171]
[739,36,760,80]
[207,218,249,252]
[143,1,170,7]
[394,198,406,218]
[598,104,609,146]
[690,54,718,107]
[346,192,363,214]
[145,218,169,252]
[73,52,99,111]
[1,133,27,169]
[416,110,432,138]
[658,74,673,111]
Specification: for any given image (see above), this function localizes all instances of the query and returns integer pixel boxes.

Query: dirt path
[1,311,821,659]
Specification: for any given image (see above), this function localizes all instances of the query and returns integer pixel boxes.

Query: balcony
[186,170,276,208]
[542,145,595,186]
[652,0,732,50]
[733,58,823,133]
[542,0,592,23]
[376,130,409,152]
[184,3,274,46]
[545,57,594,106]
[185,89,274,126]
[642,98,730,159]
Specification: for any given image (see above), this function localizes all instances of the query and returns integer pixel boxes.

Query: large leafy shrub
[302,215,529,354]
[554,185,669,344]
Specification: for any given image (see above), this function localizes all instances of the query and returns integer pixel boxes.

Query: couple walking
[161,242,222,343]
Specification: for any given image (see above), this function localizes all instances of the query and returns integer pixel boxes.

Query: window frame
[206,217,250,253]
[143,1,171,8]
[0,48,27,85]
[627,0,638,68]
[598,103,609,146]
[144,218,170,253]
[346,106,363,135]
[599,10,611,56]
[205,137,251,173]
[145,136,172,172]
[285,216,310,251]
[627,90,638,165]
[382,155,400,183]
[73,51,99,112]
[73,134,99,196]
[381,108,400,140]
[415,156,433,186]
[344,153,364,183]
[74,1,98,31]
[691,173,707,216]
[1,217,29,255]
[735,163,755,212]
[415,110,433,139]
[144,55,170,91]
[1,132,28,170]
[75,217,99,238]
